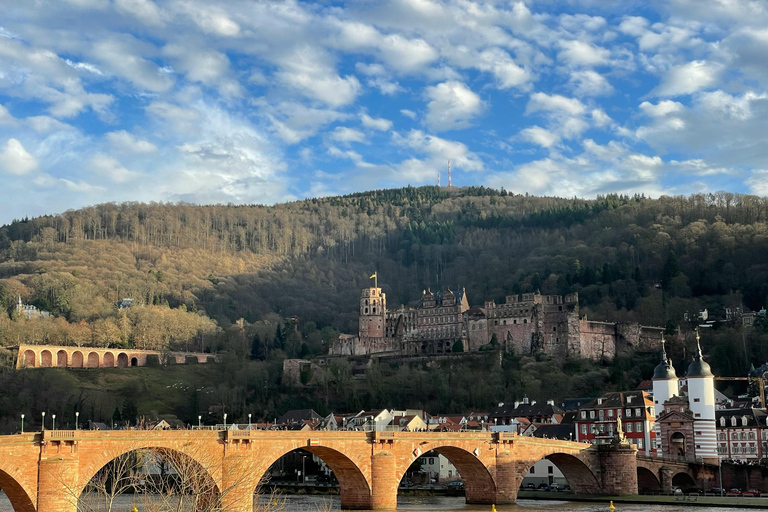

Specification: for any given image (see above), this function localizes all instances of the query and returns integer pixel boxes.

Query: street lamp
[41,412,45,431]
[302,455,307,485]
[198,415,202,429]
[52,414,56,431]
[20,414,24,434]
[75,412,79,430]
[248,413,252,429]
[223,413,227,430]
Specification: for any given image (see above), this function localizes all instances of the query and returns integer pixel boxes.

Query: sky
[1,0,768,225]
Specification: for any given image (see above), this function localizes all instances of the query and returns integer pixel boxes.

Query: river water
[0,493,754,511]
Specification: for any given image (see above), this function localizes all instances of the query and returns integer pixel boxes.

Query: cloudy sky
[1,0,767,224]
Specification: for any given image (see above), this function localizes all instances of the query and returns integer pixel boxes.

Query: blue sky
[1,0,767,225]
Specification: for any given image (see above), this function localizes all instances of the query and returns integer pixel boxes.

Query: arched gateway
[0,429,654,512]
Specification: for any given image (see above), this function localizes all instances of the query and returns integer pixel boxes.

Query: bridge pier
[488,451,517,505]
[37,456,78,512]
[598,444,638,495]
[659,466,673,494]
[371,451,397,510]
[220,450,255,512]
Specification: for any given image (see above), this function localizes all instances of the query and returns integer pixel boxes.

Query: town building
[716,408,768,461]
[330,278,664,360]
[653,332,719,464]
[573,390,656,456]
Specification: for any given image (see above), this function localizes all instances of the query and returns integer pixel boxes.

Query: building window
[695,413,701,418]
[693,398,700,402]
[589,411,595,419]
[581,424,587,434]
[530,466,535,474]
[638,438,644,449]
[635,408,641,417]
[625,409,632,417]
[599,410,604,421]
[626,423,633,433]
[608,410,614,418]
[636,422,643,432]
[548,466,553,474]
[580,411,586,419]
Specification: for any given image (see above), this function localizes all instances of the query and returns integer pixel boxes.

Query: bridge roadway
[0,429,694,511]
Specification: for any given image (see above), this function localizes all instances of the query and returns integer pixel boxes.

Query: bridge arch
[117,353,128,367]
[261,445,372,510]
[56,350,68,367]
[0,467,36,512]
[398,441,497,505]
[637,467,661,492]
[40,350,52,367]
[103,352,115,367]
[540,453,600,494]
[672,472,697,490]
[76,443,222,506]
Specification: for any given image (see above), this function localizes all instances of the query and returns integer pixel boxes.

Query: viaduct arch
[0,430,710,512]
[15,344,217,370]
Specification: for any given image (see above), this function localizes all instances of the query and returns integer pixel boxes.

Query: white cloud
[424,81,484,131]
[558,40,610,67]
[0,139,38,175]
[654,60,721,97]
[391,129,483,182]
[360,113,392,131]
[0,104,14,125]
[90,37,174,93]
[400,109,417,120]
[569,70,613,96]
[106,130,158,154]
[526,93,585,116]
[177,2,240,37]
[519,126,560,148]
[276,46,360,107]
[330,127,367,144]
[476,48,530,89]
[89,154,140,183]
[639,100,685,117]
[746,170,768,195]
[114,0,165,27]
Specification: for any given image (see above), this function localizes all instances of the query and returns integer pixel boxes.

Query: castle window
[524,319,527,324]
[503,320,506,325]
[553,327,557,331]
[372,308,376,313]
[365,308,369,314]
[513,319,517,324]
[559,306,562,311]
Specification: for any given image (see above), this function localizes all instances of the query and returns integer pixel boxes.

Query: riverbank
[518,490,768,508]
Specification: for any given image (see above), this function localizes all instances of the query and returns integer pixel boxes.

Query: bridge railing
[45,430,77,441]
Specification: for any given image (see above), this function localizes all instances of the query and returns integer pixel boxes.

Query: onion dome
[653,336,678,380]
[687,330,713,378]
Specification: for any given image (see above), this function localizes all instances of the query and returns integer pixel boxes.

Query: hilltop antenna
[448,160,451,188]
[437,171,440,187]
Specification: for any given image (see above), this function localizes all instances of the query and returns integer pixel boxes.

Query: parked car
[446,481,465,490]
[672,487,683,495]
[710,487,724,495]
[537,483,549,489]
[744,489,762,497]
[399,480,413,488]
[726,488,743,496]
[524,483,536,489]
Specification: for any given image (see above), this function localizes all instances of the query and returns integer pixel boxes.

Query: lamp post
[223,413,227,430]
[52,414,56,431]
[75,411,79,430]
[719,457,724,496]
[302,455,307,485]
[248,413,252,429]
[20,414,24,434]
[198,415,202,429]
[41,412,45,431]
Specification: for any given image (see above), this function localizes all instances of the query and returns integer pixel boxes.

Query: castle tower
[686,330,717,463]
[652,336,678,457]
[359,282,386,340]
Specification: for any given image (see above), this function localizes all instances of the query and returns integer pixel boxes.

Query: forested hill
[2,187,768,375]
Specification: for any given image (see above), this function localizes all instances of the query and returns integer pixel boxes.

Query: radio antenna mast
[448,160,451,188]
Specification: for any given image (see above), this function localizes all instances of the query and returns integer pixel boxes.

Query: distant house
[16,295,50,320]
[117,298,135,310]
[491,397,564,426]
[348,409,393,431]
[276,409,323,428]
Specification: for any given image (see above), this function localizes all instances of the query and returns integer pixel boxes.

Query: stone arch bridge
[0,430,704,511]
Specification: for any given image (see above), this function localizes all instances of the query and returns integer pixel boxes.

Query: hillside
[1,187,768,433]
[2,187,768,373]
